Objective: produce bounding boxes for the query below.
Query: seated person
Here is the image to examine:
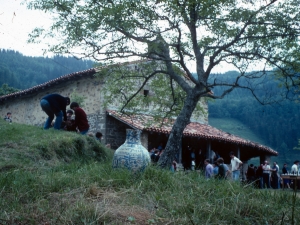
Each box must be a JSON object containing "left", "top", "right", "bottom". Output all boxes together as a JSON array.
[
  {"left": 95, "top": 132, "right": 103, "bottom": 142},
  {"left": 171, "top": 159, "right": 177, "bottom": 172},
  {"left": 4, "top": 112, "right": 12, "bottom": 123},
  {"left": 151, "top": 150, "right": 160, "bottom": 163},
  {"left": 157, "top": 143, "right": 164, "bottom": 152},
  {"left": 149, "top": 148, "right": 155, "bottom": 157},
  {"left": 95, "top": 131, "right": 111, "bottom": 148},
  {"left": 70, "top": 102, "right": 90, "bottom": 135},
  {"left": 64, "top": 109, "right": 77, "bottom": 132}
]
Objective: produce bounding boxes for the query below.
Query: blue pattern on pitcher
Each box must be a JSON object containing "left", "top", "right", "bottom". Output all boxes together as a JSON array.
[{"left": 112, "top": 129, "right": 150, "bottom": 172}]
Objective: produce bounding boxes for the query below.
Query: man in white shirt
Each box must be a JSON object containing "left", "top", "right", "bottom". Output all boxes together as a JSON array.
[
  {"left": 262, "top": 160, "right": 271, "bottom": 188},
  {"left": 291, "top": 160, "right": 299, "bottom": 174},
  {"left": 230, "top": 151, "right": 243, "bottom": 181}
]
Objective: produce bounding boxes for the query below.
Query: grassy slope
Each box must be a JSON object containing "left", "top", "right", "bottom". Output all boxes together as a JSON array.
[
  {"left": 1, "top": 120, "right": 300, "bottom": 224},
  {"left": 0, "top": 121, "right": 111, "bottom": 169}
]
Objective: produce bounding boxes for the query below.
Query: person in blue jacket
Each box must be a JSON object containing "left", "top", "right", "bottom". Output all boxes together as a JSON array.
[{"left": 40, "top": 93, "right": 70, "bottom": 130}]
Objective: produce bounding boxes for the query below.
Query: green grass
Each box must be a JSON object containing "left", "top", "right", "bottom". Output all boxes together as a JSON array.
[{"left": 0, "top": 120, "right": 300, "bottom": 224}]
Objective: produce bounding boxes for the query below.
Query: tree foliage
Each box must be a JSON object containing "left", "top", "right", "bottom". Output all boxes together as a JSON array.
[
  {"left": 101, "top": 61, "right": 207, "bottom": 122},
  {"left": 0, "top": 84, "right": 19, "bottom": 96},
  {"left": 26, "top": 0, "right": 300, "bottom": 168}
]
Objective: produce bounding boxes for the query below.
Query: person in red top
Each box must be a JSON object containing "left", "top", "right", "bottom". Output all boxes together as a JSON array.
[{"left": 70, "top": 102, "right": 89, "bottom": 135}]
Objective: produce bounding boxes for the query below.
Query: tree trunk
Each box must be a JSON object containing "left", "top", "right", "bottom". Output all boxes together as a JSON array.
[{"left": 158, "top": 89, "right": 201, "bottom": 168}]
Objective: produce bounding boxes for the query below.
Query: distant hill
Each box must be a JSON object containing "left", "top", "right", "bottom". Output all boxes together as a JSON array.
[
  {"left": 208, "top": 71, "right": 300, "bottom": 166},
  {"left": 0, "top": 49, "right": 96, "bottom": 90},
  {"left": 209, "top": 117, "right": 266, "bottom": 145},
  {"left": 209, "top": 117, "right": 267, "bottom": 165},
  {"left": 208, "top": 117, "right": 300, "bottom": 167}
]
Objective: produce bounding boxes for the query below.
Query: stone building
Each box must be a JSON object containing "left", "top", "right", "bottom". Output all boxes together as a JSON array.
[{"left": 0, "top": 61, "right": 278, "bottom": 173}]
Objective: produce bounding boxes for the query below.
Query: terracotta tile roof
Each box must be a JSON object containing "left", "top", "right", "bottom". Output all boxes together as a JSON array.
[
  {"left": 0, "top": 68, "right": 97, "bottom": 102},
  {"left": 107, "top": 110, "right": 278, "bottom": 156}
]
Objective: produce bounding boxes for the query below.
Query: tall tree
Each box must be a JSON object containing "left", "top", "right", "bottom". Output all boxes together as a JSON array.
[{"left": 26, "top": 0, "right": 300, "bottom": 168}]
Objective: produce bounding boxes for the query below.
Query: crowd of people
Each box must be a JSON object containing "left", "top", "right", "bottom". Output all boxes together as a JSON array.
[
  {"left": 245, "top": 160, "right": 300, "bottom": 189},
  {"left": 203, "top": 151, "right": 242, "bottom": 180},
  {"left": 148, "top": 144, "right": 245, "bottom": 181},
  {"left": 204, "top": 156, "right": 300, "bottom": 189},
  {"left": 148, "top": 143, "right": 299, "bottom": 190}
]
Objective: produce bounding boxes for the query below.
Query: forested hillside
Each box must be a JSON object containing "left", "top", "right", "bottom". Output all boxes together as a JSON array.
[
  {"left": 208, "top": 71, "right": 300, "bottom": 163},
  {"left": 0, "top": 49, "right": 95, "bottom": 90}
]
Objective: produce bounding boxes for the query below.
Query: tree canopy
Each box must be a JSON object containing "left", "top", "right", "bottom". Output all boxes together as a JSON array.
[
  {"left": 0, "top": 84, "right": 19, "bottom": 96},
  {"left": 26, "top": 0, "right": 300, "bottom": 167}
]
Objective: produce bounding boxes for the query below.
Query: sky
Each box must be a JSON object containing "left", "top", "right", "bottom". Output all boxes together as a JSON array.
[
  {"left": 0, "top": 0, "right": 52, "bottom": 57},
  {"left": 0, "top": 0, "right": 235, "bottom": 73}
]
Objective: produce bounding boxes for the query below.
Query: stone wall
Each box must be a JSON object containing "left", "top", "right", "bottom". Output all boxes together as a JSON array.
[
  {"left": 105, "top": 115, "right": 129, "bottom": 149},
  {"left": 105, "top": 116, "right": 149, "bottom": 150},
  {"left": 105, "top": 115, "right": 148, "bottom": 149}
]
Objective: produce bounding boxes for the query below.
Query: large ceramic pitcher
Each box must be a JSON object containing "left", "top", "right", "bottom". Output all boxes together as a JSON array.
[{"left": 112, "top": 129, "right": 150, "bottom": 172}]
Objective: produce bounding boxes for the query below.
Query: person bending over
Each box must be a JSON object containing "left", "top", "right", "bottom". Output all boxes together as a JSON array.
[{"left": 40, "top": 94, "right": 70, "bottom": 130}]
